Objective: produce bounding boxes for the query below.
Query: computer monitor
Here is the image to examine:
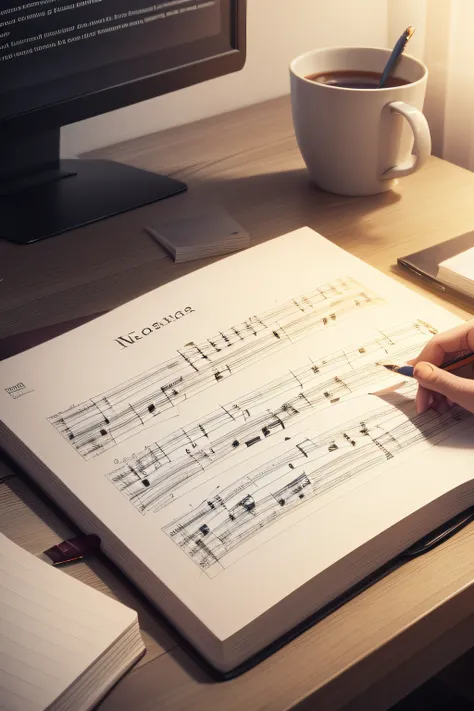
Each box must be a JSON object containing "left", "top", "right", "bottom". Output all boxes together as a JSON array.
[{"left": 0, "top": 0, "right": 246, "bottom": 244}]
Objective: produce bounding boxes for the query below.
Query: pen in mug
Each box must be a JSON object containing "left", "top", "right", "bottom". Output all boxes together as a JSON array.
[{"left": 378, "top": 26, "right": 415, "bottom": 88}]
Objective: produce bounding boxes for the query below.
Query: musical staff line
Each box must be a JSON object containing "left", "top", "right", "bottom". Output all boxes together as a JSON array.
[
  {"left": 48, "top": 277, "right": 380, "bottom": 459},
  {"left": 106, "top": 319, "right": 437, "bottom": 514},
  {"left": 162, "top": 386, "right": 473, "bottom": 576}
]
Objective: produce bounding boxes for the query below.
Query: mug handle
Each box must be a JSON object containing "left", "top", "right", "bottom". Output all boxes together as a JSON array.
[{"left": 381, "top": 101, "right": 431, "bottom": 180}]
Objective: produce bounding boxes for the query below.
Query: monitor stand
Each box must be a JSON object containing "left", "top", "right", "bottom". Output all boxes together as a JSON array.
[{"left": 0, "top": 128, "right": 187, "bottom": 245}]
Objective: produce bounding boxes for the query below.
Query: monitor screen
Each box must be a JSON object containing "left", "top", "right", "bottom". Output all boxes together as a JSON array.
[
  {"left": 0, "top": 0, "right": 245, "bottom": 244},
  {"left": 1, "top": 0, "right": 235, "bottom": 123}
]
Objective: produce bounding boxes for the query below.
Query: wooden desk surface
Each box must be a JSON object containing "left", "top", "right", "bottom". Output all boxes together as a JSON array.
[{"left": 1, "top": 96, "right": 474, "bottom": 711}]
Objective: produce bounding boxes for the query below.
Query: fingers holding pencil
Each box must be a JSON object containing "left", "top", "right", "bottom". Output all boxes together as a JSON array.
[
  {"left": 412, "top": 320, "right": 474, "bottom": 368},
  {"left": 411, "top": 320, "right": 474, "bottom": 415},
  {"left": 412, "top": 361, "right": 473, "bottom": 413}
]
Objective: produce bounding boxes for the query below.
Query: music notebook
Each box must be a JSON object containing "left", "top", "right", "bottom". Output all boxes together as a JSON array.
[
  {"left": 0, "top": 532, "right": 144, "bottom": 711},
  {"left": 1, "top": 227, "right": 474, "bottom": 675}
]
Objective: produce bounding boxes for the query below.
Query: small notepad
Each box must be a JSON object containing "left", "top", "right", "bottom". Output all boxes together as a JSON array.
[
  {"left": 438, "top": 247, "right": 474, "bottom": 299},
  {"left": 145, "top": 207, "right": 250, "bottom": 263},
  {"left": 0, "top": 533, "right": 144, "bottom": 711}
]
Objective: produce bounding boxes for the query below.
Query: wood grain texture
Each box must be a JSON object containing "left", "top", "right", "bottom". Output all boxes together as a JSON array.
[{"left": 1, "top": 95, "right": 474, "bottom": 710}]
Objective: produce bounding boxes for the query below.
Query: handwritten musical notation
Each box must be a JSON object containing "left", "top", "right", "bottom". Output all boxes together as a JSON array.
[
  {"left": 48, "top": 277, "right": 379, "bottom": 459},
  {"left": 162, "top": 387, "right": 473, "bottom": 576},
  {"left": 106, "top": 319, "right": 437, "bottom": 515}
]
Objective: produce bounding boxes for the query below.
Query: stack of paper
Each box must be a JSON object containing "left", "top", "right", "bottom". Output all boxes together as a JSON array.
[
  {"left": 146, "top": 207, "right": 250, "bottom": 262},
  {"left": 0, "top": 533, "right": 145, "bottom": 711},
  {"left": 438, "top": 247, "right": 474, "bottom": 298}
]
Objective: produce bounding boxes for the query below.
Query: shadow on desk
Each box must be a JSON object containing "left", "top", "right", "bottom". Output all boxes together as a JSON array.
[
  {"left": 390, "top": 676, "right": 474, "bottom": 710},
  {"left": 0, "top": 313, "right": 105, "bottom": 360},
  {"left": 185, "top": 166, "right": 402, "bottom": 246}
]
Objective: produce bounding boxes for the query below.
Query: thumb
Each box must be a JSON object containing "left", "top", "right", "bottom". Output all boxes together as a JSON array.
[{"left": 413, "top": 362, "right": 474, "bottom": 413}]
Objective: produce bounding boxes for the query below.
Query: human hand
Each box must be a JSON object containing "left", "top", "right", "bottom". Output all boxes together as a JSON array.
[{"left": 411, "top": 319, "right": 474, "bottom": 415}]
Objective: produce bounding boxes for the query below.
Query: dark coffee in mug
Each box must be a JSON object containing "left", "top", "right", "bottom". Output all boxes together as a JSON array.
[
  {"left": 290, "top": 47, "right": 430, "bottom": 194},
  {"left": 305, "top": 70, "right": 410, "bottom": 89}
]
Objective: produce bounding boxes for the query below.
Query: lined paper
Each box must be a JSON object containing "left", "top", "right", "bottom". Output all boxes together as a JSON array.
[{"left": 0, "top": 534, "right": 137, "bottom": 711}]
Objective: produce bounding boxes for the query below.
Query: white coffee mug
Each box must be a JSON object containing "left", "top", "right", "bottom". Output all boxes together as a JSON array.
[{"left": 290, "top": 47, "right": 431, "bottom": 196}]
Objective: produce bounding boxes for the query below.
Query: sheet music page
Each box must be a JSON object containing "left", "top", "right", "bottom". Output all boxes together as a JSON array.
[
  {"left": 1, "top": 228, "right": 473, "bottom": 641},
  {"left": 0, "top": 533, "right": 136, "bottom": 711}
]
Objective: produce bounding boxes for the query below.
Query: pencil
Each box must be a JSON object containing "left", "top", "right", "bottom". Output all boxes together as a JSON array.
[{"left": 383, "top": 351, "right": 474, "bottom": 378}]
